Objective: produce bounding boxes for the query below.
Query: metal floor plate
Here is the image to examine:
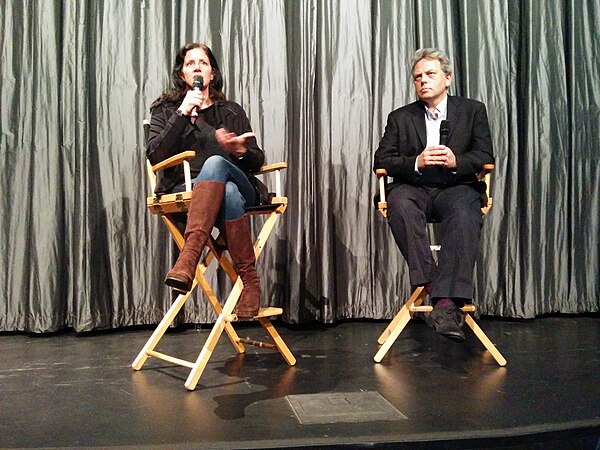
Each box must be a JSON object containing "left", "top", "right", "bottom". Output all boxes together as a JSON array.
[{"left": 286, "top": 391, "right": 407, "bottom": 424}]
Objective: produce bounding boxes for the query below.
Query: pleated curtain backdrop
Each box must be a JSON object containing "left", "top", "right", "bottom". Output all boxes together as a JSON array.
[{"left": 0, "top": 0, "right": 598, "bottom": 332}]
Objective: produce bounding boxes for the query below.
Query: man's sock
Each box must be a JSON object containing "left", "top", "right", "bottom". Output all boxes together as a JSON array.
[{"left": 433, "top": 297, "right": 453, "bottom": 308}]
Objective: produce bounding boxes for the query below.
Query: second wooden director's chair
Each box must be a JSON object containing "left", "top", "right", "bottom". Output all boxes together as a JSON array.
[
  {"left": 133, "top": 120, "right": 296, "bottom": 390},
  {"left": 373, "top": 165, "right": 506, "bottom": 366}
]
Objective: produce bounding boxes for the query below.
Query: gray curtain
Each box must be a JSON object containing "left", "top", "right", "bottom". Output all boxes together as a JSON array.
[{"left": 1, "top": 0, "right": 598, "bottom": 332}]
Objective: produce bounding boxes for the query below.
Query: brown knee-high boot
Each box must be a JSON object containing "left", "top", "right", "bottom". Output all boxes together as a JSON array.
[
  {"left": 224, "top": 216, "right": 261, "bottom": 318},
  {"left": 165, "top": 181, "right": 225, "bottom": 293}
]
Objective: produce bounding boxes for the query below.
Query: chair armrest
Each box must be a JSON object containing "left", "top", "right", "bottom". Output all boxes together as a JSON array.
[
  {"left": 257, "top": 162, "right": 288, "bottom": 174},
  {"left": 256, "top": 162, "right": 287, "bottom": 199},
  {"left": 476, "top": 163, "right": 494, "bottom": 182},
  {"left": 375, "top": 169, "right": 388, "bottom": 217},
  {"left": 477, "top": 164, "right": 494, "bottom": 214},
  {"left": 148, "top": 151, "right": 197, "bottom": 193},
  {"left": 151, "top": 151, "right": 197, "bottom": 173}
]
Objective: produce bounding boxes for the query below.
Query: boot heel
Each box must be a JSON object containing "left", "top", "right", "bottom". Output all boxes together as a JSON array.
[{"left": 165, "top": 275, "right": 192, "bottom": 294}]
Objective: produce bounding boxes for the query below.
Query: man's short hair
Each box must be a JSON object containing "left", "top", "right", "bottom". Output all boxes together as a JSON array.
[{"left": 411, "top": 48, "right": 453, "bottom": 75}]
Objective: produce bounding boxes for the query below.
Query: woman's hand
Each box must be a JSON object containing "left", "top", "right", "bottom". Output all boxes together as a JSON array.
[
  {"left": 177, "top": 89, "right": 208, "bottom": 116},
  {"left": 215, "top": 128, "right": 256, "bottom": 158}
]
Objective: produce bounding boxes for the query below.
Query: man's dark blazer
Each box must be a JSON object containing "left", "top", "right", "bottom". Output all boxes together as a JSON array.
[{"left": 373, "top": 95, "right": 494, "bottom": 191}]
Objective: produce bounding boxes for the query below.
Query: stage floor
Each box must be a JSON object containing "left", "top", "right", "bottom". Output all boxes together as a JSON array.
[{"left": 1, "top": 316, "right": 599, "bottom": 449}]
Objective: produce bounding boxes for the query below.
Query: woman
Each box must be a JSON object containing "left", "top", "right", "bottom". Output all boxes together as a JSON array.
[{"left": 146, "top": 43, "right": 264, "bottom": 318}]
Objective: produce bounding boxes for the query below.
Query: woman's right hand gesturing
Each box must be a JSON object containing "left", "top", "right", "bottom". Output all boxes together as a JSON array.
[{"left": 215, "top": 128, "right": 256, "bottom": 158}]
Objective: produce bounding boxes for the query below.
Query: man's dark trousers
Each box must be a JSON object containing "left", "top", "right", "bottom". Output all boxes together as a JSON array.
[{"left": 386, "top": 182, "right": 484, "bottom": 301}]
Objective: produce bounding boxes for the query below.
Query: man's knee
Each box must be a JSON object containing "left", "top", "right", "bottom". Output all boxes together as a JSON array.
[
  {"left": 445, "top": 205, "right": 483, "bottom": 227},
  {"left": 387, "top": 190, "right": 424, "bottom": 222}
]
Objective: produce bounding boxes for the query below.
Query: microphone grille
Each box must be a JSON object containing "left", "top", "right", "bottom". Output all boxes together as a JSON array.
[{"left": 192, "top": 76, "right": 203, "bottom": 90}]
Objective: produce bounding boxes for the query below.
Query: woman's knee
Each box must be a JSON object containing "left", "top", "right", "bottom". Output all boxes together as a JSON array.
[{"left": 198, "top": 155, "right": 229, "bottom": 181}]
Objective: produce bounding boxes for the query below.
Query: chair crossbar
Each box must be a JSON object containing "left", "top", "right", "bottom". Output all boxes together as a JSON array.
[
  {"left": 238, "top": 338, "right": 278, "bottom": 349},
  {"left": 147, "top": 194, "right": 286, "bottom": 216},
  {"left": 146, "top": 350, "right": 196, "bottom": 369}
]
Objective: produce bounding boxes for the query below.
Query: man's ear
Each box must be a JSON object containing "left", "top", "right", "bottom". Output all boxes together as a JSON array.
[{"left": 445, "top": 73, "right": 452, "bottom": 89}]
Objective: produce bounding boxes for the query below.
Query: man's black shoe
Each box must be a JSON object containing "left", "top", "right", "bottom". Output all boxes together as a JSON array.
[{"left": 426, "top": 303, "right": 465, "bottom": 342}]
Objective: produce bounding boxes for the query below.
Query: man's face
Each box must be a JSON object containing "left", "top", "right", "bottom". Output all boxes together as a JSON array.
[
  {"left": 412, "top": 58, "right": 452, "bottom": 106},
  {"left": 179, "top": 47, "right": 214, "bottom": 91}
]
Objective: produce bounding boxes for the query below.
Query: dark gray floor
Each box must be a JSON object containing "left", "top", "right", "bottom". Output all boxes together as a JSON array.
[{"left": 1, "top": 316, "right": 599, "bottom": 449}]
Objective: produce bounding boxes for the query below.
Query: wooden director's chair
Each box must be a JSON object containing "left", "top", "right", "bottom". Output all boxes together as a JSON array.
[
  {"left": 373, "top": 165, "right": 506, "bottom": 366},
  {"left": 132, "top": 120, "right": 296, "bottom": 390}
]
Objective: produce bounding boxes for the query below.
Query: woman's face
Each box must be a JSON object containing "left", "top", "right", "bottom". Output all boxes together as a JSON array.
[{"left": 179, "top": 47, "right": 214, "bottom": 91}]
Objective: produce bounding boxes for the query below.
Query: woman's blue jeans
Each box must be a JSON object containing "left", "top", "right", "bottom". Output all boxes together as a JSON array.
[{"left": 175, "top": 155, "right": 255, "bottom": 221}]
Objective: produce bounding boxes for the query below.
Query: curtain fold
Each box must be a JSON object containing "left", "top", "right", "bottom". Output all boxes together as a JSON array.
[{"left": 0, "top": 0, "right": 598, "bottom": 332}]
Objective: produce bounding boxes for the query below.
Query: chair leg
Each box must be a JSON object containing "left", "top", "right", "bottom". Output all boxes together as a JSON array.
[
  {"left": 374, "top": 287, "right": 428, "bottom": 363},
  {"left": 185, "top": 278, "right": 244, "bottom": 390},
  {"left": 464, "top": 314, "right": 507, "bottom": 366},
  {"left": 132, "top": 289, "right": 192, "bottom": 370},
  {"left": 252, "top": 210, "right": 279, "bottom": 259},
  {"left": 193, "top": 262, "right": 245, "bottom": 354},
  {"left": 377, "top": 286, "right": 427, "bottom": 345},
  {"left": 374, "top": 307, "right": 412, "bottom": 362},
  {"left": 258, "top": 318, "right": 297, "bottom": 366}
]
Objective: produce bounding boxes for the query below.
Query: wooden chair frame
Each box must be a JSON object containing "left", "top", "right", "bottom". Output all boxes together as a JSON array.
[
  {"left": 374, "top": 165, "right": 506, "bottom": 366},
  {"left": 133, "top": 121, "right": 296, "bottom": 390}
]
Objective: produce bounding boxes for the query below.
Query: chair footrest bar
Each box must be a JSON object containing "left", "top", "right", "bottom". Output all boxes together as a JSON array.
[
  {"left": 237, "top": 338, "right": 277, "bottom": 349},
  {"left": 410, "top": 306, "right": 433, "bottom": 312},
  {"left": 410, "top": 305, "right": 476, "bottom": 313},
  {"left": 270, "top": 197, "right": 288, "bottom": 205},
  {"left": 256, "top": 307, "right": 283, "bottom": 318},
  {"left": 146, "top": 350, "right": 195, "bottom": 369},
  {"left": 225, "top": 307, "right": 283, "bottom": 323}
]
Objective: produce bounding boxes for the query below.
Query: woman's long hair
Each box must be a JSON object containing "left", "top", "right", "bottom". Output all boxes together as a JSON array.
[{"left": 150, "top": 43, "right": 226, "bottom": 112}]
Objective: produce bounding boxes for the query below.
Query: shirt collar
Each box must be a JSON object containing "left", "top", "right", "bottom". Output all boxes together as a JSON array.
[{"left": 423, "top": 95, "right": 448, "bottom": 120}]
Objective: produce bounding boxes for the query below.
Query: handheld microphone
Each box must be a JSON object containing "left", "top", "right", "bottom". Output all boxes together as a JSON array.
[
  {"left": 439, "top": 120, "right": 450, "bottom": 146},
  {"left": 190, "top": 75, "right": 203, "bottom": 124}
]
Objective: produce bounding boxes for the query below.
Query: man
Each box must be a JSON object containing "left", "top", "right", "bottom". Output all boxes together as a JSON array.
[{"left": 373, "top": 48, "right": 494, "bottom": 342}]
